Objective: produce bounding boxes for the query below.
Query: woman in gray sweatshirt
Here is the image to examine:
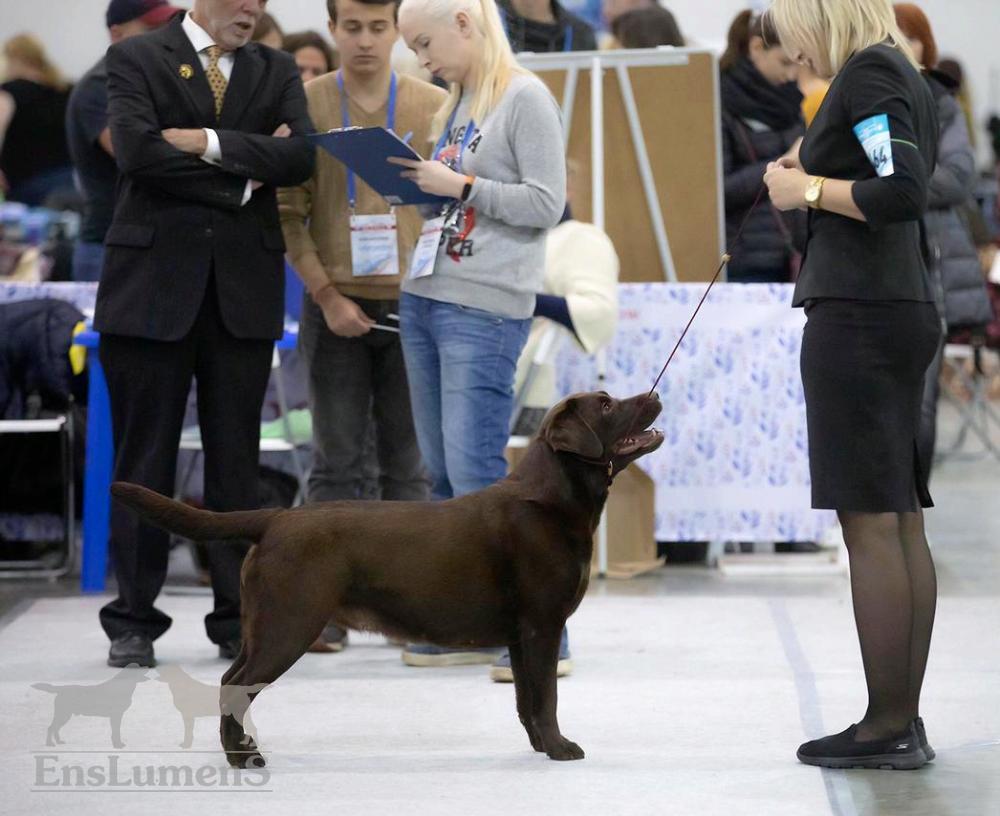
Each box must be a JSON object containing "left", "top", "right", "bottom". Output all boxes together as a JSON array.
[{"left": 392, "top": 0, "right": 566, "bottom": 666}]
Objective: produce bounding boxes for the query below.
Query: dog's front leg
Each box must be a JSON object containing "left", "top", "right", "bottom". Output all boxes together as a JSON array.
[
  {"left": 508, "top": 642, "right": 543, "bottom": 752},
  {"left": 520, "top": 629, "right": 584, "bottom": 761}
]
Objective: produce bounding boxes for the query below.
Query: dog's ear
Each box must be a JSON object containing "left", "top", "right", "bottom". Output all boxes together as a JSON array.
[{"left": 542, "top": 398, "right": 605, "bottom": 460}]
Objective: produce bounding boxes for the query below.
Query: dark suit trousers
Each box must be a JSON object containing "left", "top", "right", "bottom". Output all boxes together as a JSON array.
[{"left": 98, "top": 277, "right": 273, "bottom": 645}]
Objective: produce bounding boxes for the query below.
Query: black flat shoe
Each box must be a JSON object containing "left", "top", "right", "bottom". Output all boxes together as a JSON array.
[
  {"left": 218, "top": 639, "right": 241, "bottom": 660},
  {"left": 797, "top": 722, "right": 927, "bottom": 770},
  {"left": 914, "top": 717, "right": 935, "bottom": 762},
  {"left": 108, "top": 632, "right": 155, "bottom": 668}
]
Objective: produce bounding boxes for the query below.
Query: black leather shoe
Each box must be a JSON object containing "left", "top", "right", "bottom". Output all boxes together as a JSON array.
[
  {"left": 108, "top": 632, "right": 155, "bottom": 668},
  {"left": 797, "top": 722, "right": 927, "bottom": 770},
  {"left": 914, "top": 717, "right": 935, "bottom": 761},
  {"left": 218, "top": 639, "right": 241, "bottom": 660}
]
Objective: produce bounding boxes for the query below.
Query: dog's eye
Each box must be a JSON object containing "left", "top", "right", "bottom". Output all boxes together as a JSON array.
[{"left": 602, "top": 401, "right": 612, "bottom": 412}]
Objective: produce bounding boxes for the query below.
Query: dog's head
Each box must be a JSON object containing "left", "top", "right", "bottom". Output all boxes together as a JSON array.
[{"left": 540, "top": 390, "right": 663, "bottom": 475}]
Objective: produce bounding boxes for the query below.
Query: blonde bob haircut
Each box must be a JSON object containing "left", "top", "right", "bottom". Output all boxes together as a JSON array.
[
  {"left": 766, "top": 0, "right": 919, "bottom": 78},
  {"left": 399, "top": 0, "right": 528, "bottom": 140}
]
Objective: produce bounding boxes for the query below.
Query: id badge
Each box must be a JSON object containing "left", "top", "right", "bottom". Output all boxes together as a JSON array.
[
  {"left": 350, "top": 213, "right": 399, "bottom": 277},
  {"left": 409, "top": 216, "right": 444, "bottom": 280}
]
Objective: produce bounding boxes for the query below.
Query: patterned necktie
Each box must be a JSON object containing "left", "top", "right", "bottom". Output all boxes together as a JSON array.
[{"left": 205, "top": 45, "right": 227, "bottom": 118}]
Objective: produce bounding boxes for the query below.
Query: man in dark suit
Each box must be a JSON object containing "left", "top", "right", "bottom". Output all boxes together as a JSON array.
[{"left": 95, "top": 0, "right": 315, "bottom": 668}]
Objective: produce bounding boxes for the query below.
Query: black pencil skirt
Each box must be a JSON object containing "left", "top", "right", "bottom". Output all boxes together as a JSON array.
[{"left": 800, "top": 298, "right": 941, "bottom": 512}]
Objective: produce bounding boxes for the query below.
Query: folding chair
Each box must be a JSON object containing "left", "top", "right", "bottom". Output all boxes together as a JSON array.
[{"left": 938, "top": 337, "right": 1000, "bottom": 463}]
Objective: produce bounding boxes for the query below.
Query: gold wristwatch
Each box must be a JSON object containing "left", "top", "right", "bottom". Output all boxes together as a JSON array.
[{"left": 805, "top": 176, "right": 827, "bottom": 210}]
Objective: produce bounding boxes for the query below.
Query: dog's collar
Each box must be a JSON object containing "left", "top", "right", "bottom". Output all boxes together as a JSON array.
[{"left": 574, "top": 455, "right": 614, "bottom": 485}]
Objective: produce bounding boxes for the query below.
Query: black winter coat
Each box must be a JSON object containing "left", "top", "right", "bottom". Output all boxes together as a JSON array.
[{"left": 721, "top": 58, "right": 806, "bottom": 283}]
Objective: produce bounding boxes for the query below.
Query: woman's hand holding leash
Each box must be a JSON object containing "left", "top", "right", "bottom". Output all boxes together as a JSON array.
[{"left": 763, "top": 162, "right": 810, "bottom": 211}]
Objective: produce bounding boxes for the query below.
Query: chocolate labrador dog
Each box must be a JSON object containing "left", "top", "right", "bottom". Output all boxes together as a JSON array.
[{"left": 111, "top": 390, "right": 663, "bottom": 767}]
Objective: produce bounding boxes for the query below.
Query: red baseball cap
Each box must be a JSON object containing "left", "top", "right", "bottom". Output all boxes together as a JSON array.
[{"left": 106, "top": 0, "right": 184, "bottom": 28}]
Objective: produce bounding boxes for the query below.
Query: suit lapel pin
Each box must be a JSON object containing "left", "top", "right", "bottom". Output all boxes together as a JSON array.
[{"left": 179, "top": 63, "right": 194, "bottom": 80}]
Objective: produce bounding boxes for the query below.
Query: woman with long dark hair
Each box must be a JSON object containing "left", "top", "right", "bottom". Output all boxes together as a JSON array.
[{"left": 720, "top": 10, "right": 805, "bottom": 283}]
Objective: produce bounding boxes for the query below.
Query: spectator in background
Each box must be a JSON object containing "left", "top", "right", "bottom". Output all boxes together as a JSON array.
[
  {"left": 720, "top": 9, "right": 804, "bottom": 283},
  {"left": 601, "top": 0, "right": 651, "bottom": 29},
  {"left": 252, "top": 10, "right": 285, "bottom": 48},
  {"left": 283, "top": 30, "right": 338, "bottom": 81},
  {"left": 894, "top": 3, "right": 994, "bottom": 481},
  {"left": 0, "top": 34, "right": 74, "bottom": 206},
  {"left": 278, "top": 0, "right": 443, "bottom": 652},
  {"left": 937, "top": 58, "right": 976, "bottom": 149},
  {"left": 611, "top": 5, "right": 684, "bottom": 48},
  {"left": 495, "top": 0, "right": 596, "bottom": 53},
  {"left": 66, "top": 0, "right": 183, "bottom": 283}
]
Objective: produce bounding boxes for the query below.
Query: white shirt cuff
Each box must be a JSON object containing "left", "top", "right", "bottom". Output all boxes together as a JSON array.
[
  {"left": 201, "top": 128, "right": 222, "bottom": 165},
  {"left": 241, "top": 180, "right": 253, "bottom": 206}
]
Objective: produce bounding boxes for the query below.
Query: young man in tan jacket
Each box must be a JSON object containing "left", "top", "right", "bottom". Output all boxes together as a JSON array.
[{"left": 278, "top": 0, "right": 445, "bottom": 651}]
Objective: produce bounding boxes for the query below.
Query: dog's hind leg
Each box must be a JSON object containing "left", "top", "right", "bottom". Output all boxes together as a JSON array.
[
  {"left": 219, "top": 610, "right": 324, "bottom": 769},
  {"left": 508, "top": 642, "right": 543, "bottom": 753},
  {"left": 221, "top": 642, "right": 248, "bottom": 686},
  {"left": 519, "top": 628, "right": 584, "bottom": 761}
]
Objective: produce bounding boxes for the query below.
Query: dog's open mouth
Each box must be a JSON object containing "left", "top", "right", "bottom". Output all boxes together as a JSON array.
[{"left": 613, "top": 428, "right": 664, "bottom": 456}]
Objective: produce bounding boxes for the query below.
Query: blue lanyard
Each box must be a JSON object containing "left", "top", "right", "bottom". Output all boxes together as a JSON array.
[
  {"left": 337, "top": 70, "right": 397, "bottom": 210},
  {"left": 433, "top": 104, "right": 476, "bottom": 174},
  {"left": 498, "top": 7, "right": 573, "bottom": 52}
]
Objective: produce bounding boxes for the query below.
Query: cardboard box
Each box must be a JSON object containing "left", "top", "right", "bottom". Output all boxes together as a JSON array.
[
  {"left": 506, "top": 444, "right": 663, "bottom": 579},
  {"left": 592, "top": 463, "right": 664, "bottom": 578}
]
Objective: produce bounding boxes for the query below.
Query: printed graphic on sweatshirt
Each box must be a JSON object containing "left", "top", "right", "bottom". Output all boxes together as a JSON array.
[
  {"left": 437, "top": 123, "right": 483, "bottom": 262},
  {"left": 853, "top": 114, "right": 895, "bottom": 177},
  {"left": 442, "top": 206, "right": 476, "bottom": 262},
  {"left": 437, "top": 123, "right": 482, "bottom": 170}
]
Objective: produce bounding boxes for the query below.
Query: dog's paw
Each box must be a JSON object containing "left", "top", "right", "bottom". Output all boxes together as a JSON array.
[
  {"left": 544, "top": 737, "right": 585, "bottom": 761},
  {"left": 226, "top": 750, "right": 266, "bottom": 770}
]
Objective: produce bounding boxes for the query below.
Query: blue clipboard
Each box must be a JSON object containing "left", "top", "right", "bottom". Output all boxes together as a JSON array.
[{"left": 306, "top": 127, "right": 449, "bottom": 206}]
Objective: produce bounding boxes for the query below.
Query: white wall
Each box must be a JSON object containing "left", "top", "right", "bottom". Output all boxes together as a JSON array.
[{"left": 3, "top": 0, "right": 998, "bottom": 162}]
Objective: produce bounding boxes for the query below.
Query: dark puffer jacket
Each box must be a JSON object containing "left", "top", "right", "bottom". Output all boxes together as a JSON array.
[
  {"left": 0, "top": 298, "right": 83, "bottom": 419},
  {"left": 924, "top": 73, "right": 994, "bottom": 330},
  {"left": 721, "top": 57, "right": 806, "bottom": 283}
]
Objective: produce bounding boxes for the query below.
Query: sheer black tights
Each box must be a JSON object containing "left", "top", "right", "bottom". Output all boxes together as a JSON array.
[{"left": 837, "top": 508, "right": 937, "bottom": 741}]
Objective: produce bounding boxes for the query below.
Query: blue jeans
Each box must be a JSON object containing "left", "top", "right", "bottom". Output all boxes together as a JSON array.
[
  {"left": 399, "top": 293, "right": 531, "bottom": 499},
  {"left": 72, "top": 241, "right": 105, "bottom": 282}
]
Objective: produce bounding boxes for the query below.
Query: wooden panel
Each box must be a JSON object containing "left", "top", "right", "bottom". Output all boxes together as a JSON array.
[{"left": 534, "top": 53, "right": 722, "bottom": 283}]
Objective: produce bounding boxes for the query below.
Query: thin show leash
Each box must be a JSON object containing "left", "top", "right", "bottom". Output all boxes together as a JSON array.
[{"left": 615, "top": 183, "right": 772, "bottom": 452}]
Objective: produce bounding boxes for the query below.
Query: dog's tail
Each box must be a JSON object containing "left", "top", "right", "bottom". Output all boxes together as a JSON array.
[
  {"left": 111, "top": 482, "right": 280, "bottom": 543},
  {"left": 31, "top": 683, "right": 58, "bottom": 693}
]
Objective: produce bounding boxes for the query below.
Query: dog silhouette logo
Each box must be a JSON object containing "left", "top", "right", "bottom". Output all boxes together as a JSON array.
[
  {"left": 155, "top": 665, "right": 267, "bottom": 749},
  {"left": 32, "top": 666, "right": 150, "bottom": 748}
]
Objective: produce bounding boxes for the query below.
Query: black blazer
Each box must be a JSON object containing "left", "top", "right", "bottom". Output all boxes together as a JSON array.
[
  {"left": 794, "top": 45, "right": 939, "bottom": 306},
  {"left": 94, "top": 15, "right": 315, "bottom": 341}
]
